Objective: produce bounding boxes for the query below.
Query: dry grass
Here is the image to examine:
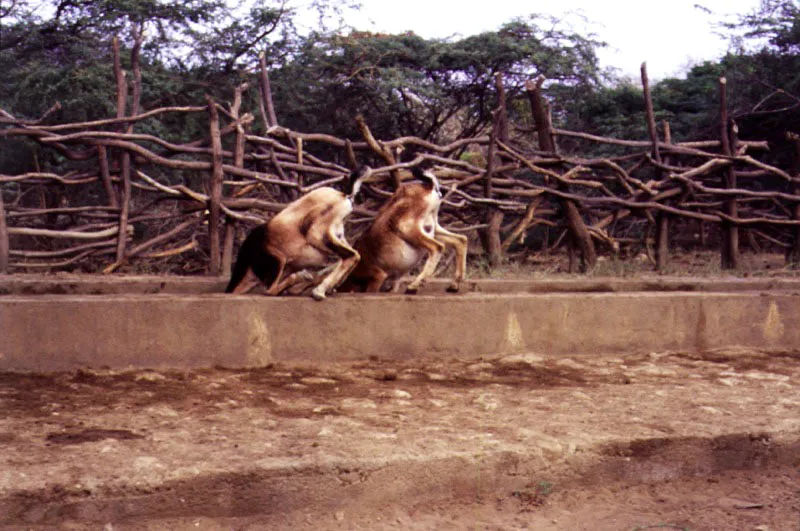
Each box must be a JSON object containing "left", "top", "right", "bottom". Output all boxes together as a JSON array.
[{"left": 465, "top": 251, "right": 800, "bottom": 280}]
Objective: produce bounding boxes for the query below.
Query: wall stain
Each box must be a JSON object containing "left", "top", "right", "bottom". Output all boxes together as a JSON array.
[
  {"left": 763, "top": 301, "right": 784, "bottom": 343},
  {"left": 246, "top": 312, "right": 272, "bottom": 366},
  {"left": 502, "top": 311, "right": 526, "bottom": 353}
]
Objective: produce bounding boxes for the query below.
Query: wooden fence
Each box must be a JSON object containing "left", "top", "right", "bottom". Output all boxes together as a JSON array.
[{"left": 1, "top": 58, "right": 799, "bottom": 277}]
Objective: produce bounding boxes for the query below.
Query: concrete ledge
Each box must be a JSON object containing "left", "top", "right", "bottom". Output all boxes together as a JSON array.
[
  {"left": 5, "top": 273, "right": 800, "bottom": 295},
  {"left": 2, "top": 290, "right": 800, "bottom": 371}
]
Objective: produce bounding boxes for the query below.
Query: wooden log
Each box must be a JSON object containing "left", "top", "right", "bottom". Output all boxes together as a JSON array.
[
  {"left": 552, "top": 128, "right": 769, "bottom": 151},
  {"left": 787, "top": 132, "right": 800, "bottom": 267},
  {"left": 6, "top": 205, "right": 119, "bottom": 218},
  {"left": 231, "top": 85, "right": 249, "bottom": 168},
  {"left": 224, "top": 83, "right": 250, "bottom": 278},
  {"left": 481, "top": 209, "right": 504, "bottom": 267},
  {"left": 641, "top": 63, "right": 669, "bottom": 271},
  {"left": 9, "top": 225, "right": 132, "bottom": 239},
  {"left": 31, "top": 106, "right": 207, "bottom": 132},
  {"left": 355, "top": 115, "right": 400, "bottom": 189},
  {"left": 112, "top": 36, "right": 131, "bottom": 265},
  {"left": 127, "top": 218, "right": 198, "bottom": 257},
  {"left": 484, "top": 110, "right": 497, "bottom": 199},
  {"left": 12, "top": 249, "right": 102, "bottom": 269},
  {"left": 501, "top": 198, "right": 542, "bottom": 251},
  {"left": 0, "top": 171, "right": 97, "bottom": 184},
  {"left": 640, "top": 63, "right": 661, "bottom": 163},
  {"left": 345, "top": 139, "right": 358, "bottom": 170},
  {"left": 525, "top": 76, "right": 596, "bottom": 272},
  {"left": 141, "top": 239, "right": 197, "bottom": 259},
  {"left": 112, "top": 37, "right": 127, "bottom": 126},
  {"left": 97, "top": 145, "right": 119, "bottom": 208},
  {"left": 206, "top": 95, "right": 225, "bottom": 276},
  {"left": 130, "top": 24, "right": 143, "bottom": 119},
  {"left": 0, "top": 188, "right": 7, "bottom": 273},
  {"left": 719, "top": 77, "right": 739, "bottom": 269},
  {"left": 222, "top": 222, "right": 236, "bottom": 277},
  {"left": 258, "top": 52, "right": 278, "bottom": 128},
  {"left": 9, "top": 239, "right": 119, "bottom": 258}
]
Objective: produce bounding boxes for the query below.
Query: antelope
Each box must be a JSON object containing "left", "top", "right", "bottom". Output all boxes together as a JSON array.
[
  {"left": 225, "top": 167, "right": 370, "bottom": 300},
  {"left": 341, "top": 166, "right": 468, "bottom": 294}
]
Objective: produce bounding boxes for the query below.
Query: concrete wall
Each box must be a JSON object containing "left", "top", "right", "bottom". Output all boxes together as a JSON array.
[{"left": 2, "top": 290, "right": 800, "bottom": 371}]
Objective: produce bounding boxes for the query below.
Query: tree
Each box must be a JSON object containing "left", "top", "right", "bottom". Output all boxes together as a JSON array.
[
  {"left": 731, "top": 0, "right": 800, "bottom": 53},
  {"left": 268, "top": 16, "right": 605, "bottom": 148}
]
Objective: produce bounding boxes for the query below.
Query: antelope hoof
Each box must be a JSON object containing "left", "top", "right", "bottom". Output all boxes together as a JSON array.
[
  {"left": 446, "top": 283, "right": 460, "bottom": 293},
  {"left": 310, "top": 287, "right": 327, "bottom": 301},
  {"left": 405, "top": 286, "right": 419, "bottom": 295}
]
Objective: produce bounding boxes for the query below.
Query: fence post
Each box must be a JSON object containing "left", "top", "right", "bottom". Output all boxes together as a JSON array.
[
  {"left": 112, "top": 36, "right": 131, "bottom": 266},
  {"left": 206, "top": 96, "right": 224, "bottom": 276},
  {"left": 719, "top": 77, "right": 739, "bottom": 269},
  {"left": 0, "top": 189, "right": 8, "bottom": 273},
  {"left": 641, "top": 63, "right": 669, "bottom": 271},
  {"left": 221, "top": 82, "right": 251, "bottom": 278},
  {"left": 97, "top": 145, "right": 119, "bottom": 208},
  {"left": 258, "top": 52, "right": 278, "bottom": 129},
  {"left": 525, "top": 76, "right": 596, "bottom": 272},
  {"left": 482, "top": 73, "right": 506, "bottom": 268},
  {"left": 787, "top": 132, "right": 800, "bottom": 267}
]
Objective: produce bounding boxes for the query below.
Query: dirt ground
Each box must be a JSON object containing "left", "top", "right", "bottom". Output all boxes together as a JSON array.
[{"left": 2, "top": 345, "right": 800, "bottom": 530}]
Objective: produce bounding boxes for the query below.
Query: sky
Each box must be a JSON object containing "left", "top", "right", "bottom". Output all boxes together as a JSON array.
[{"left": 338, "top": 0, "right": 763, "bottom": 80}]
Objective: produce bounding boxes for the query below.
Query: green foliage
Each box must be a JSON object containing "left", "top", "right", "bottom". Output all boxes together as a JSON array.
[
  {"left": 3, "top": 0, "right": 800, "bottom": 174},
  {"left": 729, "top": 0, "right": 800, "bottom": 53},
  {"left": 270, "top": 16, "right": 604, "bottom": 151}
]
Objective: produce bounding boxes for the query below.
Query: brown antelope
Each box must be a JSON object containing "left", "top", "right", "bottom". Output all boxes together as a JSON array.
[
  {"left": 341, "top": 167, "right": 468, "bottom": 294},
  {"left": 225, "top": 167, "right": 370, "bottom": 300}
]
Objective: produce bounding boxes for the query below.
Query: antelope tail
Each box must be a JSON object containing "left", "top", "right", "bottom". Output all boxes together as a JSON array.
[{"left": 225, "top": 225, "right": 281, "bottom": 293}]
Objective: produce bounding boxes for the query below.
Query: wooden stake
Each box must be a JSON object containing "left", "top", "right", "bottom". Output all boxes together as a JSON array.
[
  {"left": 259, "top": 52, "right": 278, "bottom": 128},
  {"left": 206, "top": 96, "right": 224, "bottom": 276},
  {"left": 525, "top": 76, "right": 596, "bottom": 272},
  {"left": 719, "top": 77, "right": 739, "bottom": 269},
  {"left": 641, "top": 63, "right": 670, "bottom": 271},
  {"left": 222, "top": 222, "right": 236, "bottom": 277},
  {"left": 787, "top": 132, "right": 800, "bottom": 267},
  {"left": 0, "top": 188, "right": 8, "bottom": 273},
  {"left": 112, "top": 36, "right": 131, "bottom": 265},
  {"left": 97, "top": 145, "right": 119, "bottom": 208}
]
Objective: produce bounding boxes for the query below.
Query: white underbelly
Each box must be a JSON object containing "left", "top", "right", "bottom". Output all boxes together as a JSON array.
[
  {"left": 290, "top": 245, "right": 329, "bottom": 269},
  {"left": 382, "top": 242, "right": 424, "bottom": 275}
]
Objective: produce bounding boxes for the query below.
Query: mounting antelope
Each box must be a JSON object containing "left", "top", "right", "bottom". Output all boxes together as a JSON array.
[
  {"left": 341, "top": 166, "right": 468, "bottom": 294},
  {"left": 225, "top": 167, "right": 370, "bottom": 300}
]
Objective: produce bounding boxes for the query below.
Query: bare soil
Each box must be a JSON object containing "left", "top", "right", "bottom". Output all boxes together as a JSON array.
[{"left": 2, "top": 347, "right": 800, "bottom": 530}]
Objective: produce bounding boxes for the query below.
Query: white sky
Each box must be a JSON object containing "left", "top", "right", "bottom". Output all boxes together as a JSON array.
[{"left": 339, "top": 0, "right": 763, "bottom": 80}]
